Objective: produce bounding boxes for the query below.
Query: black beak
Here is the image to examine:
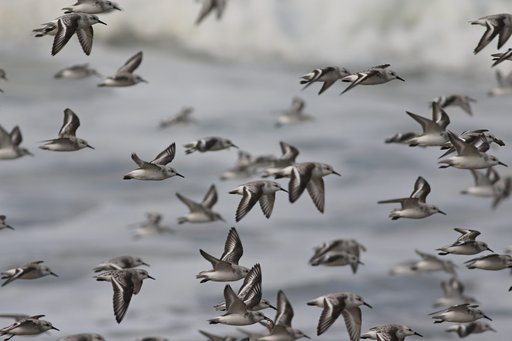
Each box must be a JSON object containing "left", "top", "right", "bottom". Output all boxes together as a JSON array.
[
  {"left": 98, "top": 20, "right": 107, "bottom": 25},
  {"left": 438, "top": 210, "right": 447, "bottom": 215},
  {"left": 114, "top": 5, "right": 122, "bottom": 11},
  {"left": 148, "top": 275, "right": 156, "bottom": 280},
  {"left": 142, "top": 262, "right": 150, "bottom": 267},
  {"left": 363, "top": 302, "right": 373, "bottom": 308},
  {"left": 280, "top": 187, "right": 288, "bottom": 193},
  {"left": 499, "top": 161, "right": 508, "bottom": 167},
  {"left": 51, "top": 326, "right": 60, "bottom": 331},
  {"left": 332, "top": 170, "right": 341, "bottom": 176},
  {"left": 487, "top": 247, "right": 494, "bottom": 252},
  {"left": 176, "top": 172, "right": 185, "bottom": 178},
  {"left": 50, "top": 272, "right": 59, "bottom": 277},
  {"left": 414, "top": 332, "right": 423, "bottom": 337},
  {"left": 397, "top": 76, "right": 406, "bottom": 81},
  {"left": 87, "top": 144, "right": 95, "bottom": 149},
  {"left": 484, "top": 315, "right": 492, "bottom": 321}
]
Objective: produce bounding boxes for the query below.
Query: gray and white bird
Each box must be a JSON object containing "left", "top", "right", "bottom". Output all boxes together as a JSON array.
[
  {"left": 284, "top": 162, "right": 340, "bottom": 213},
  {"left": 93, "top": 255, "right": 149, "bottom": 272},
  {"left": 360, "top": 324, "right": 422, "bottom": 341},
  {"left": 123, "top": 143, "right": 184, "bottom": 180},
  {"left": 221, "top": 151, "right": 257, "bottom": 181},
  {"left": 0, "top": 215, "right": 13, "bottom": 231},
  {"left": 95, "top": 269, "right": 155, "bottom": 323},
  {"left": 39, "top": 108, "right": 94, "bottom": 152},
  {"left": 195, "top": 0, "right": 227, "bottom": 25},
  {"left": 378, "top": 176, "right": 446, "bottom": 219},
  {"left": 197, "top": 227, "right": 249, "bottom": 283},
  {"left": 0, "top": 125, "right": 32, "bottom": 160},
  {"left": 229, "top": 180, "right": 287, "bottom": 222},
  {"left": 0, "top": 315, "right": 59, "bottom": 341},
  {"left": 57, "top": 333, "right": 106, "bottom": 341},
  {"left": 491, "top": 47, "right": 512, "bottom": 67},
  {"left": 465, "top": 253, "right": 512, "bottom": 270},
  {"left": 437, "top": 228, "right": 493, "bottom": 256},
  {"left": 262, "top": 141, "right": 300, "bottom": 177},
  {"left": 433, "top": 95, "right": 476, "bottom": 116},
  {"left": 213, "top": 263, "right": 275, "bottom": 312},
  {"left": 439, "top": 131, "right": 507, "bottom": 169},
  {"left": 411, "top": 250, "right": 457, "bottom": 275},
  {"left": 33, "top": 21, "right": 58, "bottom": 37},
  {"left": 440, "top": 129, "right": 505, "bottom": 159},
  {"left": 258, "top": 290, "right": 309, "bottom": 341},
  {"left": 98, "top": 51, "right": 147, "bottom": 87},
  {"left": 461, "top": 168, "right": 500, "bottom": 198},
  {"left": 309, "top": 252, "right": 363, "bottom": 274},
  {"left": 51, "top": 13, "right": 107, "bottom": 56},
  {"left": 430, "top": 304, "right": 492, "bottom": 323},
  {"left": 208, "top": 285, "right": 272, "bottom": 326},
  {"left": 340, "top": 64, "right": 404, "bottom": 95},
  {"left": 62, "top": 0, "right": 121, "bottom": 14},
  {"left": 275, "top": 98, "right": 314, "bottom": 128},
  {"left": 54, "top": 64, "right": 101, "bottom": 79},
  {"left": 309, "top": 239, "right": 366, "bottom": 274},
  {"left": 132, "top": 213, "right": 173, "bottom": 239},
  {"left": 433, "top": 276, "right": 477, "bottom": 308},
  {"left": 159, "top": 107, "right": 195, "bottom": 128},
  {"left": 403, "top": 103, "right": 450, "bottom": 147},
  {"left": 184, "top": 136, "right": 237, "bottom": 154},
  {"left": 445, "top": 321, "right": 495, "bottom": 337},
  {"left": 300, "top": 66, "right": 351, "bottom": 95},
  {"left": 1, "top": 261, "right": 58, "bottom": 287},
  {"left": 176, "top": 184, "right": 225, "bottom": 224},
  {"left": 470, "top": 13, "right": 512, "bottom": 54},
  {"left": 307, "top": 292, "right": 371, "bottom": 339}
]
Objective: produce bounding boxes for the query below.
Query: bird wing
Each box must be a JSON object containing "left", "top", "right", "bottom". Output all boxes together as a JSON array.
[
  {"left": 220, "top": 227, "right": 243, "bottom": 264},
  {"left": 111, "top": 272, "right": 134, "bottom": 323},
  {"left": 306, "top": 176, "right": 325, "bottom": 212},
  {"left": 341, "top": 307, "right": 362, "bottom": 341},
  {"left": 224, "top": 284, "right": 247, "bottom": 314},
  {"left": 406, "top": 111, "right": 441, "bottom": 134},
  {"left": 317, "top": 297, "right": 343, "bottom": 335},
  {"left": 473, "top": 20, "right": 500, "bottom": 54},
  {"left": 258, "top": 192, "right": 276, "bottom": 218},
  {"left": 235, "top": 185, "right": 263, "bottom": 222},
  {"left": 289, "top": 163, "right": 315, "bottom": 203},
  {"left": 237, "top": 263, "right": 262, "bottom": 302},
  {"left": 76, "top": 25, "right": 94, "bottom": 55},
  {"left": 150, "top": 143, "right": 176, "bottom": 165},
  {"left": 195, "top": 0, "right": 214, "bottom": 25},
  {"left": 52, "top": 15, "right": 79, "bottom": 55},
  {"left": 432, "top": 102, "right": 451, "bottom": 130},
  {"left": 176, "top": 193, "right": 204, "bottom": 214},
  {"left": 117, "top": 51, "right": 143, "bottom": 74},
  {"left": 58, "top": 108, "right": 80, "bottom": 137},
  {"left": 447, "top": 131, "right": 480, "bottom": 156},
  {"left": 201, "top": 184, "right": 218, "bottom": 209},
  {"left": 275, "top": 290, "right": 294, "bottom": 327},
  {"left": 340, "top": 70, "right": 377, "bottom": 95},
  {"left": 411, "top": 176, "right": 431, "bottom": 202}
]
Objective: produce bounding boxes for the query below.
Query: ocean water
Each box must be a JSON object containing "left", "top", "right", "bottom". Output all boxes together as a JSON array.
[{"left": 0, "top": 1, "right": 511, "bottom": 341}]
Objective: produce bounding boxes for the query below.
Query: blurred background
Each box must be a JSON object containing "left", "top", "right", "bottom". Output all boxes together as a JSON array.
[{"left": 0, "top": 1, "right": 511, "bottom": 340}]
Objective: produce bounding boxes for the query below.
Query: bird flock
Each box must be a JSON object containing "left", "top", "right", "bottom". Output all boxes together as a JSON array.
[{"left": 1, "top": 2, "right": 512, "bottom": 341}]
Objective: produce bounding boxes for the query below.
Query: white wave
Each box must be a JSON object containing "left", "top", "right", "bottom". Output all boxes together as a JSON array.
[{"left": 4, "top": 0, "right": 512, "bottom": 72}]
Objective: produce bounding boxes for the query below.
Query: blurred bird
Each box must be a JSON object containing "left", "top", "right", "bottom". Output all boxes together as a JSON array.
[{"left": 98, "top": 51, "right": 147, "bottom": 87}]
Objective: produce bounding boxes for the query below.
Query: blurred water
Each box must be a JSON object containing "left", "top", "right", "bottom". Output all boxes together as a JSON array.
[{"left": 0, "top": 1, "right": 511, "bottom": 341}]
